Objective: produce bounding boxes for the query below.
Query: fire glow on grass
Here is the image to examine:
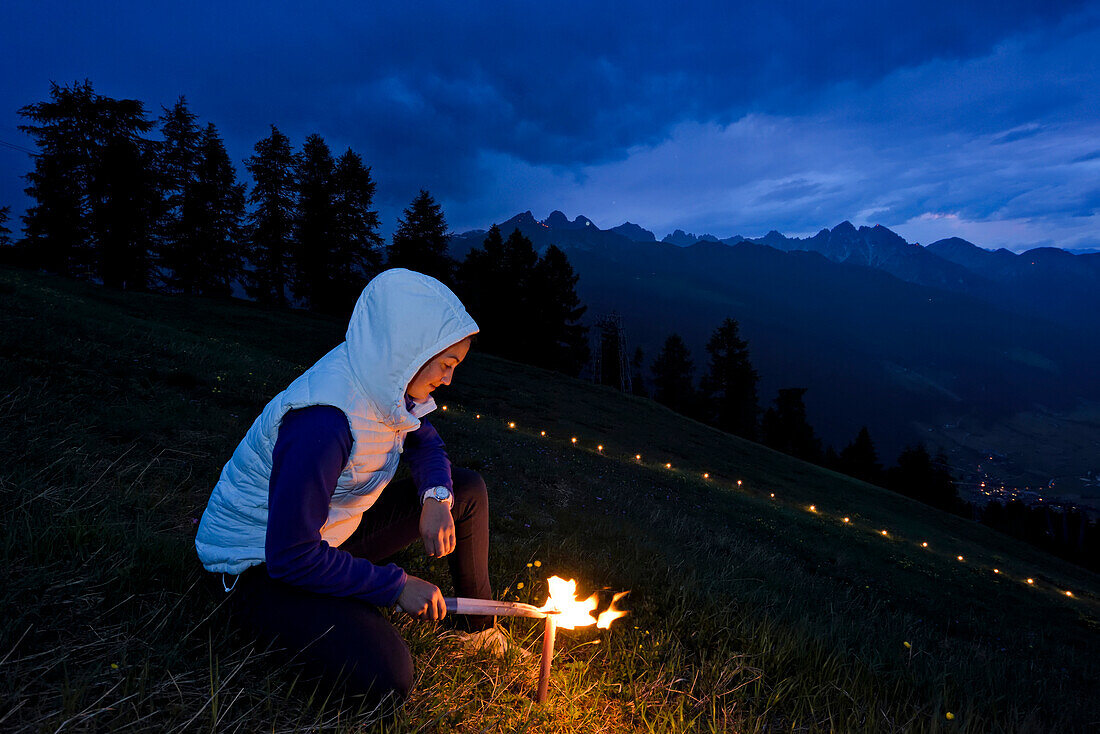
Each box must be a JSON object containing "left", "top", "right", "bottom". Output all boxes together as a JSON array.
[
  {"left": 536, "top": 576, "right": 629, "bottom": 703},
  {"left": 443, "top": 575, "right": 629, "bottom": 703}
]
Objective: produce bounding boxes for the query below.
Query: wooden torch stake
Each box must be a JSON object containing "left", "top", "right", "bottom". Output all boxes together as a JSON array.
[{"left": 536, "top": 614, "right": 557, "bottom": 704}]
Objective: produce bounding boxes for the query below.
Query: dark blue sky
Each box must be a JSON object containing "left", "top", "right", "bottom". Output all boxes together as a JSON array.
[{"left": 2, "top": 1, "right": 1099, "bottom": 251}]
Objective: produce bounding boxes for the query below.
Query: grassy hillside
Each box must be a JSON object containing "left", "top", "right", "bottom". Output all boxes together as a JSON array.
[{"left": 1, "top": 266, "right": 1097, "bottom": 733}]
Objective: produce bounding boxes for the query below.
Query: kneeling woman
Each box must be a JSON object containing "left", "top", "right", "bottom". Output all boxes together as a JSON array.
[{"left": 195, "top": 268, "right": 497, "bottom": 703}]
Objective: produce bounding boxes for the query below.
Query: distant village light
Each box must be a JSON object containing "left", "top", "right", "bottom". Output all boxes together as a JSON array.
[
  {"left": 808, "top": 505, "right": 817, "bottom": 513},
  {"left": 540, "top": 430, "right": 547, "bottom": 436},
  {"left": 597, "top": 445, "right": 603, "bottom": 452},
  {"left": 880, "top": 530, "right": 889, "bottom": 536},
  {"left": 843, "top": 517, "right": 850, "bottom": 523},
  {"left": 1027, "top": 578, "right": 1034, "bottom": 585},
  {"left": 441, "top": 405, "right": 447, "bottom": 411},
  {"left": 921, "top": 542, "right": 928, "bottom": 548},
  {"left": 508, "top": 421, "right": 516, "bottom": 429},
  {"left": 703, "top": 473, "right": 709, "bottom": 479},
  {"left": 571, "top": 437, "right": 577, "bottom": 444},
  {"left": 634, "top": 454, "right": 641, "bottom": 461},
  {"left": 957, "top": 555, "right": 964, "bottom": 561}
]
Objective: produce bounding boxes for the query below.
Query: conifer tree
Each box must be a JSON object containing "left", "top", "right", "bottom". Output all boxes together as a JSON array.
[
  {"left": 457, "top": 225, "right": 537, "bottom": 359},
  {"left": 457, "top": 228, "right": 588, "bottom": 373},
  {"left": 19, "top": 80, "right": 158, "bottom": 286},
  {"left": 839, "top": 426, "right": 883, "bottom": 485},
  {"left": 0, "top": 206, "right": 11, "bottom": 248},
  {"left": 155, "top": 97, "right": 202, "bottom": 291},
  {"left": 182, "top": 123, "right": 245, "bottom": 296},
  {"left": 244, "top": 126, "right": 296, "bottom": 305},
  {"left": 596, "top": 316, "right": 627, "bottom": 389},
  {"left": 532, "top": 244, "right": 588, "bottom": 375},
  {"left": 700, "top": 317, "right": 759, "bottom": 439},
  {"left": 886, "top": 443, "right": 962, "bottom": 512},
  {"left": 94, "top": 132, "right": 160, "bottom": 290},
  {"left": 291, "top": 133, "right": 336, "bottom": 309},
  {"left": 389, "top": 189, "right": 453, "bottom": 284},
  {"left": 761, "top": 388, "right": 822, "bottom": 462},
  {"left": 651, "top": 333, "right": 698, "bottom": 416},
  {"left": 456, "top": 224, "right": 505, "bottom": 328},
  {"left": 19, "top": 81, "right": 99, "bottom": 276},
  {"left": 329, "top": 149, "right": 383, "bottom": 312}
]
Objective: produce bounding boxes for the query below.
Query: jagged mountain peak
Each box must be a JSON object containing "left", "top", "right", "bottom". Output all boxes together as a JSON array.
[
  {"left": 662, "top": 229, "right": 721, "bottom": 246},
  {"left": 759, "top": 230, "right": 793, "bottom": 247},
  {"left": 502, "top": 210, "right": 538, "bottom": 229},
  {"left": 610, "top": 221, "right": 656, "bottom": 242},
  {"left": 545, "top": 211, "right": 595, "bottom": 230}
]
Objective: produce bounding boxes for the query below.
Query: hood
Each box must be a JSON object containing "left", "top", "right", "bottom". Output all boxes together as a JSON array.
[{"left": 345, "top": 269, "right": 479, "bottom": 423}]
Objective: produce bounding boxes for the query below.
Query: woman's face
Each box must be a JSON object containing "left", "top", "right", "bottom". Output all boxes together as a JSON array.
[{"left": 406, "top": 336, "right": 473, "bottom": 402}]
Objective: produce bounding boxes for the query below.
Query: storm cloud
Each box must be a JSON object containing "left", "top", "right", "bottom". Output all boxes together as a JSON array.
[{"left": 2, "top": 0, "right": 1098, "bottom": 250}]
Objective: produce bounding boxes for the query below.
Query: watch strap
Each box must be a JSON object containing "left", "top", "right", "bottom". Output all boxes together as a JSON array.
[{"left": 421, "top": 485, "right": 453, "bottom": 508}]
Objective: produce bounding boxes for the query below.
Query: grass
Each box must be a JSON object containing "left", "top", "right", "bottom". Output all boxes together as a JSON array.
[{"left": 1, "top": 265, "right": 1098, "bottom": 732}]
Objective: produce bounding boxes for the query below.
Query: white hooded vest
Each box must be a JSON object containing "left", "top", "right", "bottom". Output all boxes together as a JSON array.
[{"left": 195, "top": 269, "right": 479, "bottom": 575}]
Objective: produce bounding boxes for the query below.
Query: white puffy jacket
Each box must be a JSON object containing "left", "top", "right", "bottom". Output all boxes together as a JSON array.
[{"left": 195, "top": 269, "right": 479, "bottom": 575}]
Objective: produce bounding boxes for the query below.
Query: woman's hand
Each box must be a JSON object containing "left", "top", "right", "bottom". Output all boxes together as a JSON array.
[
  {"left": 419, "top": 499, "right": 456, "bottom": 557},
  {"left": 397, "top": 575, "right": 446, "bottom": 619}
]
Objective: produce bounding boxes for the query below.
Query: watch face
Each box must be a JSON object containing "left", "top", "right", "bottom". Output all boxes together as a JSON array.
[{"left": 434, "top": 487, "right": 450, "bottom": 500}]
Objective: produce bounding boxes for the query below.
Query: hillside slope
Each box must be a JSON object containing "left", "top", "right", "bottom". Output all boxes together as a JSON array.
[{"left": 1, "top": 267, "right": 1097, "bottom": 733}]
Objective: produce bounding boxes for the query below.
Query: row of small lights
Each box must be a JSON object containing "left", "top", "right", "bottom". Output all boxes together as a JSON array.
[
  {"left": 805, "top": 504, "right": 1073, "bottom": 595},
  {"left": 442, "top": 406, "right": 1081, "bottom": 602}
]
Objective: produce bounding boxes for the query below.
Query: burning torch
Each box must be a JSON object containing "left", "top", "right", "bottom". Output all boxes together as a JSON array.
[{"left": 444, "top": 576, "right": 629, "bottom": 703}]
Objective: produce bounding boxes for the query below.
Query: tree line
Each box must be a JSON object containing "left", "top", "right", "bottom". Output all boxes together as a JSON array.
[
  {"left": 605, "top": 319, "right": 1099, "bottom": 571},
  {"left": 1, "top": 80, "right": 590, "bottom": 374}
]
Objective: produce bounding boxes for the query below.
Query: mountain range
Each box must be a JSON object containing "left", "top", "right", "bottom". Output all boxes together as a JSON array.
[{"left": 450, "top": 213, "right": 1100, "bottom": 503}]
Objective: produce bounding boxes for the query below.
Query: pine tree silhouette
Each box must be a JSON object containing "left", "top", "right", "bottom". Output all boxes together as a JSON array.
[
  {"left": 457, "top": 226, "right": 537, "bottom": 359},
  {"left": 183, "top": 123, "right": 245, "bottom": 296},
  {"left": 0, "top": 206, "right": 11, "bottom": 248},
  {"left": 20, "top": 80, "right": 158, "bottom": 287},
  {"left": 94, "top": 132, "right": 160, "bottom": 290},
  {"left": 651, "top": 334, "right": 698, "bottom": 416},
  {"left": 532, "top": 244, "right": 589, "bottom": 376},
  {"left": 155, "top": 96, "right": 202, "bottom": 292},
  {"left": 761, "top": 388, "right": 822, "bottom": 462},
  {"left": 291, "top": 134, "right": 337, "bottom": 310},
  {"left": 886, "top": 443, "right": 963, "bottom": 512},
  {"left": 244, "top": 126, "right": 296, "bottom": 305},
  {"left": 701, "top": 317, "right": 759, "bottom": 439},
  {"left": 457, "top": 227, "right": 588, "bottom": 374},
  {"left": 389, "top": 190, "right": 453, "bottom": 284},
  {"left": 839, "top": 426, "right": 883, "bottom": 485},
  {"left": 329, "top": 149, "right": 383, "bottom": 313}
]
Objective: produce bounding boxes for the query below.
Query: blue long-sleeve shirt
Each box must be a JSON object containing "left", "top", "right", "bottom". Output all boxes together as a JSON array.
[{"left": 264, "top": 405, "right": 452, "bottom": 605}]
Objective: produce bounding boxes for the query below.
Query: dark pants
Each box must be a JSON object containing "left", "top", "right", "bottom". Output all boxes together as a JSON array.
[{"left": 226, "top": 467, "right": 492, "bottom": 703}]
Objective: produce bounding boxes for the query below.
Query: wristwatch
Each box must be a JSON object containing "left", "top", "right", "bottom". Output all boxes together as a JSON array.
[{"left": 421, "top": 485, "right": 454, "bottom": 509}]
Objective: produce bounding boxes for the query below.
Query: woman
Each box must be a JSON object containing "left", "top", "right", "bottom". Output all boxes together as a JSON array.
[{"left": 195, "top": 268, "right": 500, "bottom": 703}]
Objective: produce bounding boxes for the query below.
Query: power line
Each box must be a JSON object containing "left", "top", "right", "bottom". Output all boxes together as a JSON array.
[{"left": 0, "top": 138, "right": 35, "bottom": 154}]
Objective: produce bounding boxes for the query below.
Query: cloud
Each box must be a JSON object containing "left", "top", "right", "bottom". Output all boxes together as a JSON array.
[
  {"left": 1, "top": 1, "right": 1099, "bottom": 250},
  {"left": 440, "top": 14, "right": 1100, "bottom": 250}
]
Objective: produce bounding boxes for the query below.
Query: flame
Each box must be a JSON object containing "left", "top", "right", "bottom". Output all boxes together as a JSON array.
[
  {"left": 539, "top": 576, "right": 629, "bottom": 631},
  {"left": 596, "top": 591, "right": 630, "bottom": 629}
]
